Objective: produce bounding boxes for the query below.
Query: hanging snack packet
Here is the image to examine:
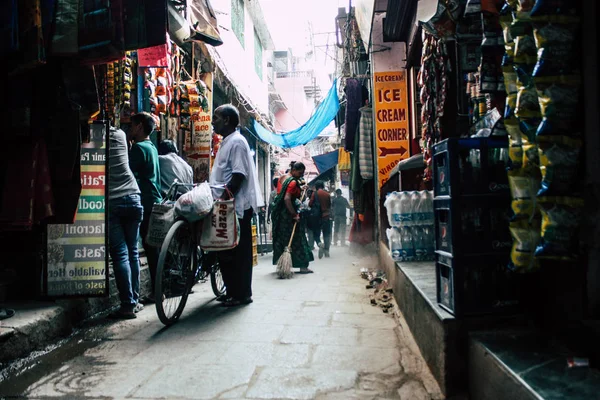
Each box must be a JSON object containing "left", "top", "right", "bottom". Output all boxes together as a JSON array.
[
  {"left": 537, "top": 136, "right": 582, "bottom": 197},
  {"left": 464, "top": 0, "right": 482, "bottom": 16},
  {"left": 535, "top": 197, "right": 584, "bottom": 260},
  {"left": 481, "top": 0, "right": 504, "bottom": 15},
  {"left": 515, "top": 84, "right": 541, "bottom": 119},
  {"left": 509, "top": 219, "right": 541, "bottom": 273},
  {"left": 533, "top": 22, "right": 580, "bottom": 77},
  {"left": 515, "top": 0, "right": 535, "bottom": 20},
  {"left": 513, "top": 31, "right": 537, "bottom": 65},
  {"left": 509, "top": 170, "right": 540, "bottom": 220},
  {"left": 535, "top": 76, "right": 580, "bottom": 123},
  {"left": 530, "top": 0, "right": 580, "bottom": 23}
]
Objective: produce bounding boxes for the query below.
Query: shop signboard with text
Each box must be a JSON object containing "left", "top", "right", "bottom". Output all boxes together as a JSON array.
[
  {"left": 46, "top": 123, "right": 108, "bottom": 297},
  {"left": 186, "top": 72, "right": 213, "bottom": 183},
  {"left": 373, "top": 71, "right": 410, "bottom": 188}
]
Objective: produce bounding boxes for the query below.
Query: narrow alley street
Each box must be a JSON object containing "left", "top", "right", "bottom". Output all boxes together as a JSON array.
[{"left": 0, "top": 248, "right": 442, "bottom": 400}]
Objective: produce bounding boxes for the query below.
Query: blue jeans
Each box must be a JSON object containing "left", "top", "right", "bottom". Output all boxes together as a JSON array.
[{"left": 109, "top": 194, "right": 144, "bottom": 310}]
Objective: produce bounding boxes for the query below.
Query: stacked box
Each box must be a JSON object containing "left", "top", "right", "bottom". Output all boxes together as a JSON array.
[
  {"left": 252, "top": 224, "right": 258, "bottom": 267},
  {"left": 433, "top": 138, "right": 519, "bottom": 317}
]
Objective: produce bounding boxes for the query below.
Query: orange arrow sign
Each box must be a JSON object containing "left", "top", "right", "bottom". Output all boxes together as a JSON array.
[{"left": 379, "top": 146, "right": 407, "bottom": 157}]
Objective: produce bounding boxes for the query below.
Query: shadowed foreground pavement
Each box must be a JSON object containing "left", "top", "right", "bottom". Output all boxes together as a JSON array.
[{"left": 0, "top": 246, "right": 443, "bottom": 400}]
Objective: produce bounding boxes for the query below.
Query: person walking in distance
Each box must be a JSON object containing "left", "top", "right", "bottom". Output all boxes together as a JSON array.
[
  {"left": 267, "top": 177, "right": 279, "bottom": 224},
  {"left": 128, "top": 112, "right": 162, "bottom": 303},
  {"left": 108, "top": 127, "right": 144, "bottom": 319},
  {"left": 210, "top": 104, "right": 263, "bottom": 307},
  {"left": 332, "top": 189, "right": 351, "bottom": 246},
  {"left": 310, "top": 181, "right": 332, "bottom": 259},
  {"left": 271, "top": 162, "right": 314, "bottom": 273}
]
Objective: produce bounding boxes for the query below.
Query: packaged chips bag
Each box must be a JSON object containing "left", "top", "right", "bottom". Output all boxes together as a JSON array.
[
  {"left": 537, "top": 135, "right": 582, "bottom": 196},
  {"left": 530, "top": 0, "right": 580, "bottom": 23},
  {"left": 532, "top": 22, "right": 580, "bottom": 77},
  {"left": 535, "top": 196, "right": 584, "bottom": 260},
  {"left": 508, "top": 169, "right": 540, "bottom": 220},
  {"left": 534, "top": 75, "right": 580, "bottom": 123},
  {"left": 509, "top": 218, "right": 541, "bottom": 273}
]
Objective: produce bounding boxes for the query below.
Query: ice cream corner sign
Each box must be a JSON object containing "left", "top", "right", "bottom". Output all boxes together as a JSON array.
[{"left": 373, "top": 71, "right": 410, "bottom": 188}]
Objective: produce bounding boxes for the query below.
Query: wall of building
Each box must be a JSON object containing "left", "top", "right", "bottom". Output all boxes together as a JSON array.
[{"left": 211, "top": 0, "right": 270, "bottom": 115}]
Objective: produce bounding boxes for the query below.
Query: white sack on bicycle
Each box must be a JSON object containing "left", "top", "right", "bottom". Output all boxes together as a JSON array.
[
  {"left": 174, "top": 182, "right": 213, "bottom": 222},
  {"left": 200, "top": 198, "right": 240, "bottom": 251}
]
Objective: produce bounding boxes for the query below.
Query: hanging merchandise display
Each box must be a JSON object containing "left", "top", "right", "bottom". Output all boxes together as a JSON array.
[
  {"left": 498, "top": 0, "right": 583, "bottom": 268},
  {"left": 418, "top": 33, "right": 450, "bottom": 181}
]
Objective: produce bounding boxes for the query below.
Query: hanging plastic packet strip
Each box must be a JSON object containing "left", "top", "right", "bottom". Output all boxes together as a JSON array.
[
  {"left": 507, "top": 126, "right": 523, "bottom": 169},
  {"left": 534, "top": 75, "right": 580, "bottom": 123},
  {"left": 502, "top": 50, "right": 518, "bottom": 95},
  {"left": 532, "top": 22, "right": 580, "bottom": 77},
  {"left": 481, "top": 0, "right": 504, "bottom": 15},
  {"left": 537, "top": 136, "right": 582, "bottom": 197},
  {"left": 513, "top": 31, "right": 537, "bottom": 65},
  {"left": 515, "top": 84, "right": 541, "bottom": 119},
  {"left": 515, "top": 0, "right": 534, "bottom": 21},
  {"left": 499, "top": 3, "right": 515, "bottom": 44},
  {"left": 464, "top": 0, "right": 482, "bottom": 16},
  {"left": 178, "top": 83, "right": 190, "bottom": 100},
  {"left": 509, "top": 218, "right": 541, "bottom": 273},
  {"left": 535, "top": 196, "right": 584, "bottom": 260},
  {"left": 530, "top": 0, "right": 580, "bottom": 23},
  {"left": 509, "top": 170, "right": 540, "bottom": 220}
]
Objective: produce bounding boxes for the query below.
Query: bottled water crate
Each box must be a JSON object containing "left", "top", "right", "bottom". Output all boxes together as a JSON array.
[
  {"left": 433, "top": 137, "right": 510, "bottom": 198},
  {"left": 433, "top": 196, "right": 512, "bottom": 256},
  {"left": 436, "top": 250, "right": 521, "bottom": 317}
]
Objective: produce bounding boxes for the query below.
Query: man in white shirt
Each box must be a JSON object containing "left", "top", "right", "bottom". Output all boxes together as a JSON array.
[{"left": 209, "top": 104, "right": 264, "bottom": 307}]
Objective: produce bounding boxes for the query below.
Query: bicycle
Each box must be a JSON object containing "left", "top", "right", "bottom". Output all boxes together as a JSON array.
[{"left": 154, "top": 182, "right": 226, "bottom": 326}]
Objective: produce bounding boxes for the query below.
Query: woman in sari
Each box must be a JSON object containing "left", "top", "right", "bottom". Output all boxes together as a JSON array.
[{"left": 272, "top": 162, "right": 315, "bottom": 273}]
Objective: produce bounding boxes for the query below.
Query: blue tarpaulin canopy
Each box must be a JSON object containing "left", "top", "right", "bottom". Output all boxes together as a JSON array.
[
  {"left": 252, "top": 79, "right": 339, "bottom": 149},
  {"left": 312, "top": 150, "right": 339, "bottom": 174}
]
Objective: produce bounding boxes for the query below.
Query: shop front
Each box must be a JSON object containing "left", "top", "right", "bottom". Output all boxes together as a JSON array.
[
  {"left": 346, "top": 0, "right": 599, "bottom": 397},
  {"left": 0, "top": 0, "right": 225, "bottom": 317}
]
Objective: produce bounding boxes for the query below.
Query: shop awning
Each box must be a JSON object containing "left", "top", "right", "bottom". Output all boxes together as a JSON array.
[
  {"left": 168, "top": 0, "right": 223, "bottom": 47},
  {"left": 252, "top": 79, "right": 340, "bottom": 149},
  {"left": 312, "top": 150, "right": 339, "bottom": 174},
  {"left": 389, "top": 153, "right": 424, "bottom": 179},
  {"left": 308, "top": 166, "right": 336, "bottom": 186},
  {"left": 383, "top": 0, "right": 419, "bottom": 42}
]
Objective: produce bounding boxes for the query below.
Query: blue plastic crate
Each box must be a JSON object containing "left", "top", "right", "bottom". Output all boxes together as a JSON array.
[
  {"left": 434, "top": 196, "right": 512, "bottom": 256},
  {"left": 433, "top": 137, "right": 509, "bottom": 198},
  {"left": 436, "top": 251, "right": 521, "bottom": 317}
]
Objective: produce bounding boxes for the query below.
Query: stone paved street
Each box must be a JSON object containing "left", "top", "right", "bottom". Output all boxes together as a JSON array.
[{"left": 0, "top": 246, "right": 443, "bottom": 400}]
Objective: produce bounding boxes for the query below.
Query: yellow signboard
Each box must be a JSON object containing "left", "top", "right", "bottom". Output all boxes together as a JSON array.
[{"left": 373, "top": 71, "right": 410, "bottom": 188}]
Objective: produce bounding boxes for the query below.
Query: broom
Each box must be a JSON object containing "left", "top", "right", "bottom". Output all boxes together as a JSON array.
[{"left": 276, "top": 188, "right": 308, "bottom": 279}]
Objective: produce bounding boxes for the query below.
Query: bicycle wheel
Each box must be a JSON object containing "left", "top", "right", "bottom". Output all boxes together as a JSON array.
[
  {"left": 210, "top": 256, "right": 226, "bottom": 297},
  {"left": 155, "top": 220, "right": 195, "bottom": 325}
]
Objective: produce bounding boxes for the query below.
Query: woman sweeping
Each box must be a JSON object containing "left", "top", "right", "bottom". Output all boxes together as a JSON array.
[{"left": 272, "top": 162, "right": 315, "bottom": 274}]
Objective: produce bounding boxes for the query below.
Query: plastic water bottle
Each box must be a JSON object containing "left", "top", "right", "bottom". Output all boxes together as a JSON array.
[
  {"left": 422, "top": 224, "right": 435, "bottom": 260},
  {"left": 384, "top": 193, "right": 395, "bottom": 227},
  {"left": 401, "top": 227, "right": 415, "bottom": 261},
  {"left": 410, "top": 191, "right": 420, "bottom": 226},
  {"left": 412, "top": 226, "right": 425, "bottom": 261},
  {"left": 399, "top": 192, "right": 412, "bottom": 226},
  {"left": 423, "top": 191, "right": 434, "bottom": 225},
  {"left": 389, "top": 228, "right": 401, "bottom": 261},
  {"left": 393, "top": 192, "right": 403, "bottom": 227}
]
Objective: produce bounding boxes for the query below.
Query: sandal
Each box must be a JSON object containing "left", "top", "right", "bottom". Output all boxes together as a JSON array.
[
  {"left": 216, "top": 294, "right": 231, "bottom": 302},
  {"left": 297, "top": 269, "right": 314, "bottom": 274},
  {"left": 0, "top": 308, "right": 15, "bottom": 320},
  {"left": 221, "top": 297, "right": 253, "bottom": 307}
]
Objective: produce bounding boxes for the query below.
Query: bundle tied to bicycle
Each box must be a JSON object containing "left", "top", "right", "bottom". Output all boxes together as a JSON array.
[{"left": 146, "top": 182, "right": 240, "bottom": 252}]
